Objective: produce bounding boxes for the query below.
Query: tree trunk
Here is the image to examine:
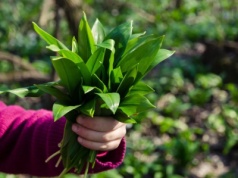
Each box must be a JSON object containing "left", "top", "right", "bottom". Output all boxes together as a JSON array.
[
  {"left": 54, "top": 0, "right": 83, "bottom": 38},
  {"left": 175, "top": 0, "right": 182, "bottom": 8}
]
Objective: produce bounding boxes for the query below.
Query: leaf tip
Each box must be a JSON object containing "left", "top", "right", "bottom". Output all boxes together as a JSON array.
[
  {"left": 32, "top": 22, "right": 37, "bottom": 29},
  {"left": 82, "top": 11, "right": 87, "bottom": 20}
]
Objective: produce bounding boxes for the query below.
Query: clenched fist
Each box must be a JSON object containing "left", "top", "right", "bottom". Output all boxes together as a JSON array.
[{"left": 72, "top": 115, "right": 126, "bottom": 151}]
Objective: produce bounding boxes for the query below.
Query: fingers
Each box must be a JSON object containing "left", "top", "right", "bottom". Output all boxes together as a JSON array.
[
  {"left": 72, "top": 123, "right": 126, "bottom": 143},
  {"left": 75, "top": 115, "right": 125, "bottom": 132},
  {"left": 71, "top": 115, "right": 126, "bottom": 151},
  {"left": 77, "top": 136, "right": 123, "bottom": 151}
]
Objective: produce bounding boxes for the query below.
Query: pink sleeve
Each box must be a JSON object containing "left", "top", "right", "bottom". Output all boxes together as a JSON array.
[{"left": 0, "top": 101, "right": 126, "bottom": 177}]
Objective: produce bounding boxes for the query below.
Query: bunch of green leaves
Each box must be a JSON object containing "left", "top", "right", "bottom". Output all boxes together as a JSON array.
[{"left": 0, "top": 13, "right": 174, "bottom": 177}]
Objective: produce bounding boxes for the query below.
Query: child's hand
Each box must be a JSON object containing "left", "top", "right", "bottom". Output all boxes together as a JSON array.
[{"left": 72, "top": 115, "right": 126, "bottom": 151}]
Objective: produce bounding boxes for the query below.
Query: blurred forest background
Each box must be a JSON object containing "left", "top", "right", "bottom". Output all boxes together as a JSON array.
[{"left": 0, "top": 0, "right": 238, "bottom": 177}]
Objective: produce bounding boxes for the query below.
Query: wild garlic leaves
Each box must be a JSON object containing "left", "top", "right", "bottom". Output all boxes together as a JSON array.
[
  {"left": 0, "top": 12, "right": 174, "bottom": 176},
  {"left": 31, "top": 13, "right": 174, "bottom": 124}
]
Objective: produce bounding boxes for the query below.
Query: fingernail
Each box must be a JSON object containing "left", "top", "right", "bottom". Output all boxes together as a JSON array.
[
  {"left": 72, "top": 125, "right": 77, "bottom": 132},
  {"left": 77, "top": 137, "right": 82, "bottom": 143},
  {"left": 76, "top": 116, "right": 83, "bottom": 123}
]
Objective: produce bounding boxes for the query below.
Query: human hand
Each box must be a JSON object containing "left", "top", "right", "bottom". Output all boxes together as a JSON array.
[{"left": 72, "top": 115, "right": 126, "bottom": 151}]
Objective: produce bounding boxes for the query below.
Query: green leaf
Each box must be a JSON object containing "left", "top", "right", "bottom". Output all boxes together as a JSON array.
[
  {"left": 129, "top": 81, "right": 154, "bottom": 96},
  {"left": 119, "top": 94, "right": 155, "bottom": 117},
  {"left": 105, "top": 21, "right": 132, "bottom": 65},
  {"left": 35, "top": 83, "right": 71, "bottom": 103},
  {"left": 86, "top": 47, "right": 105, "bottom": 75},
  {"left": 92, "top": 19, "right": 105, "bottom": 44},
  {"left": 85, "top": 39, "right": 116, "bottom": 85},
  {"left": 51, "top": 57, "right": 82, "bottom": 95},
  {"left": 97, "top": 39, "right": 115, "bottom": 51},
  {"left": 32, "top": 22, "right": 68, "bottom": 51},
  {"left": 115, "top": 111, "right": 137, "bottom": 123},
  {"left": 124, "top": 34, "right": 157, "bottom": 55},
  {"left": 110, "top": 66, "right": 123, "bottom": 91},
  {"left": 145, "top": 49, "right": 175, "bottom": 74},
  {"left": 118, "top": 36, "right": 164, "bottom": 77},
  {"left": 59, "top": 50, "right": 91, "bottom": 85},
  {"left": 53, "top": 101, "right": 81, "bottom": 121},
  {"left": 72, "top": 37, "right": 78, "bottom": 53},
  {"left": 92, "top": 74, "right": 108, "bottom": 92},
  {"left": 108, "top": 50, "right": 115, "bottom": 90},
  {"left": 46, "top": 44, "right": 62, "bottom": 51},
  {"left": 78, "top": 12, "right": 96, "bottom": 61},
  {"left": 0, "top": 86, "right": 43, "bottom": 98},
  {"left": 96, "top": 93, "right": 120, "bottom": 114},
  {"left": 79, "top": 99, "right": 96, "bottom": 117},
  {"left": 82, "top": 86, "right": 102, "bottom": 94},
  {"left": 82, "top": 86, "right": 95, "bottom": 94},
  {"left": 59, "top": 49, "right": 84, "bottom": 64},
  {"left": 129, "top": 31, "right": 146, "bottom": 39},
  {"left": 117, "top": 64, "right": 138, "bottom": 97},
  {"left": 136, "top": 37, "right": 164, "bottom": 78},
  {"left": 97, "top": 39, "right": 115, "bottom": 90}
]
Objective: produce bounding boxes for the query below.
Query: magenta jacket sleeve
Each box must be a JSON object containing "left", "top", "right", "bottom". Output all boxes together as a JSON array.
[{"left": 0, "top": 101, "right": 126, "bottom": 177}]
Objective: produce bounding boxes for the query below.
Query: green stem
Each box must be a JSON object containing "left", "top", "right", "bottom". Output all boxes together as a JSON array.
[
  {"left": 84, "top": 161, "right": 90, "bottom": 178},
  {"left": 89, "top": 150, "right": 97, "bottom": 168},
  {"left": 59, "top": 167, "right": 71, "bottom": 178}
]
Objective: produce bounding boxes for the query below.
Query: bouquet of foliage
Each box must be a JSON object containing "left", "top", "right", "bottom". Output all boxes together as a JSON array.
[{"left": 0, "top": 13, "right": 174, "bottom": 177}]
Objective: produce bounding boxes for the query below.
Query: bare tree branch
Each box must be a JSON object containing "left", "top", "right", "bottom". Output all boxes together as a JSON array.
[
  {"left": 0, "top": 71, "right": 49, "bottom": 83},
  {"left": 54, "top": 0, "right": 92, "bottom": 38},
  {"left": 0, "top": 51, "right": 50, "bottom": 83},
  {"left": 0, "top": 51, "right": 36, "bottom": 71}
]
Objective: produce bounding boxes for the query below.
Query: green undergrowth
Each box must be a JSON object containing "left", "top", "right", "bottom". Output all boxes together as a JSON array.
[{"left": 88, "top": 56, "right": 238, "bottom": 178}]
